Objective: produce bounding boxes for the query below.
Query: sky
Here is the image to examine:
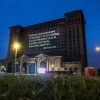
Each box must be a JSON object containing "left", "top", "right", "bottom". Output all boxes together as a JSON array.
[{"left": 0, "top": 0, "right": 100, "bottom": 67}]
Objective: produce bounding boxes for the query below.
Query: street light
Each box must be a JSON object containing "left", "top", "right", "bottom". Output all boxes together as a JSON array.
[
  {"left": 95, "top": 47, "right": 100, "bottom": 52},
  {"left": 13, "top": 42, "right": 21, "bottom": 73}
]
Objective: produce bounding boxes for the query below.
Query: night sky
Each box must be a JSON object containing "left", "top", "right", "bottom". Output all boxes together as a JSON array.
[{"left": 0, "top": 0, "right": 100, "bottom": 67}]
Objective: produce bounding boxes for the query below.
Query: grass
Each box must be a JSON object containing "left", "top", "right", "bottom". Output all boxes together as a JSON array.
[{"left": 0, "top": 75, "right": 100, "bottom": 100}]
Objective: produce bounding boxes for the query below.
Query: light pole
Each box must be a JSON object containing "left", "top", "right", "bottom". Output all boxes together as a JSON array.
[
  {"left": 95, "top": 46, "right": 100, "bottom": 76},
  {"left": 13, "top": 42, "right": 21, "bottom": 73}
]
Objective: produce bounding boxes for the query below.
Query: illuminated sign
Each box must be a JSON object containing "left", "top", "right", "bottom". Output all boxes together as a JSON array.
[{"left": 28, "top": 30, "right": 60, "bottom": 49}]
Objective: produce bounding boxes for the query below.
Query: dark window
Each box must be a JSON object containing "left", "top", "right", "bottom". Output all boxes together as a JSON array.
[
  {"left": 76, "top": 25, "right": 79, "bottom": 34},
  {"left": 64, "top": 68, "right": 67, "bottom": 70},
  {"left": 69, "top": 68, "right": 72, "bottom": 71},
  {"left": 74, "top": 67, "right": 78, "bottom": 71}
]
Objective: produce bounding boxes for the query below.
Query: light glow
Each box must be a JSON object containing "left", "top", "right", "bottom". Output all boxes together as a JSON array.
[
  {"left": 13, "top": 42, "right": 21, "bottom": 50},
  {"left": 38, "top": 68, "right": 46, "bottom": 74},
  {"left": 96, "top": 47, "right": 100, "bottom": 52},
  {"left": 51, "top": 64, "right": 54, "bottom": 68}
]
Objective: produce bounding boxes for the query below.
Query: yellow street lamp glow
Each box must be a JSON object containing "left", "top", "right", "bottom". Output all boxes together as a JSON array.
[{"left": 13, "top": 42, "right": 20, "bottom": 50}]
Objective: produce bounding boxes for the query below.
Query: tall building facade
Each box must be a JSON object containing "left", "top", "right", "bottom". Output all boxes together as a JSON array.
[{"left": 8, "top": 10, "right": 87, "bottom": 70}]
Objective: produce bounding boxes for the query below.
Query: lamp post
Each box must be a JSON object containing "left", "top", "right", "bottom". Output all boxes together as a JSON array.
[{"left": 13, "top": 42, "right": 20, "bottom": 73}]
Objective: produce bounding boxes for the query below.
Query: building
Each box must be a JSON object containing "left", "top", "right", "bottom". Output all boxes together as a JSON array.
[
  {"left": 7, "top": 10, "right": 87, "bottom": 73},
  {"left": 12, "top": 53, "right": 82, "bottom": 74},
  {"left": 16, "top": 54, "right": 62, "bottom": 74}
]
